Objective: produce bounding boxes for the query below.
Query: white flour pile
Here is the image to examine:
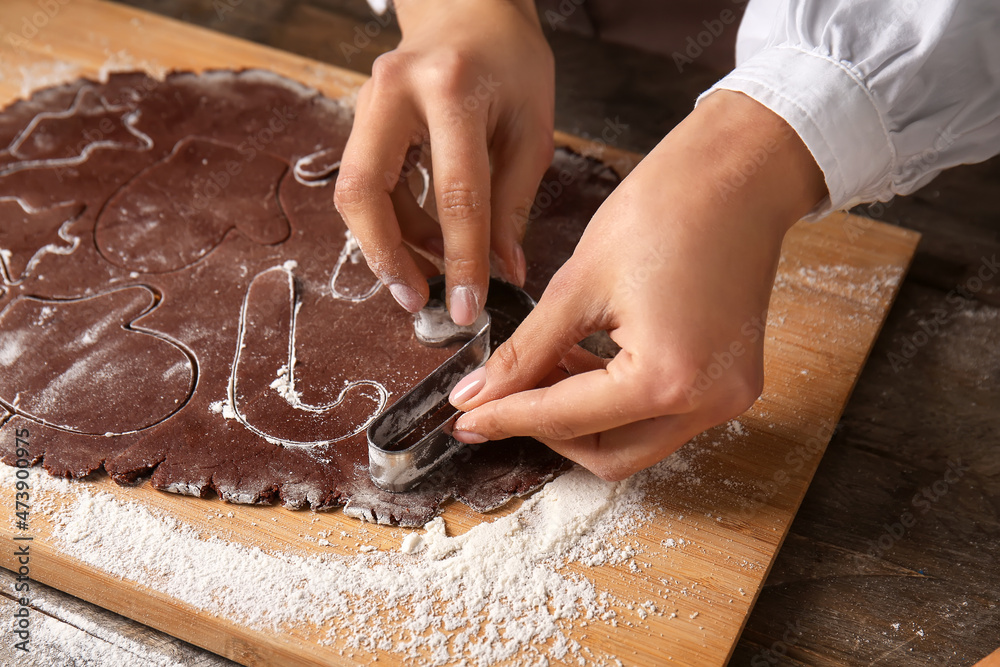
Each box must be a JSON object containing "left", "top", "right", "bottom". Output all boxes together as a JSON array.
[{"left": 10, "top": 455, "right": 704, "bottom": 666}]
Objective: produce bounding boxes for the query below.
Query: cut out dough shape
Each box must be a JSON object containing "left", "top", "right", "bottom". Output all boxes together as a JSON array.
[
  {"left": 230, "top": 264, "right": 388, "bottom": 446},
  {"left": 0, "top": 287, "right": 195, "bottom": 434},
  {"left": 0, "top": 71, "right": 618, "bottom": 526},
  {"left": 0, "top": 87, "right": 152, "bottom": 176},
  {"left": 293, "top": 146, "right": 342, "bottom": 186},
  {"left": 96, "top": 136, "right": 291, "bottom": 273},
  {"left": 0, "top": 197, "right": 84, "bottom": 284}
]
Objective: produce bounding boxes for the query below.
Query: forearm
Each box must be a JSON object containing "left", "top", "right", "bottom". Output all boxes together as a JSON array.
[{"left": 645, "top": 90, "right": 827, "bottom": 239}]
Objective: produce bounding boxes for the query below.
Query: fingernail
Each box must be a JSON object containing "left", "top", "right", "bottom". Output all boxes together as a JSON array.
[
  {"left": 453, "top": 430, "right": 488, "bottom": 444},
  {"left": 512, "top": 244, "right": 526, "bottom": 287},
  {"left": 450, "top": 366, "right": 486, "bottom": 405},
  {"left": 387, "top": 283, "right": 424, "bottom": 313},
  {"left": 424, "top": 237, "right": 444, "bottom": 258},
  {"left": 449, "top": 285, "right": 478, "bottom": 326}
]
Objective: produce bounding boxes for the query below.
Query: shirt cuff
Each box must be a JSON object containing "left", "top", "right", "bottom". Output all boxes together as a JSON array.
[{"left": 697, "top": 46, "right": 895, "bottom": 219}]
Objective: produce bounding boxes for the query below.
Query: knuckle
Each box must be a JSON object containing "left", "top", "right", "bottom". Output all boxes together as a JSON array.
[
  {"left": 534, "top": 392, "right": 579, "bottom": 441},
  {"left": 443, "top": 255, "right": 486, "bottom": 279},
  {"left": 465, "top": 408, "right": 499, "bottom": 439},
  {"left": 615, "top": 352, "right": 692, "bottom": 414},
  {"left": 370, "top": 52, "right": 409, "bottom": 84},
  {"left": 646, "top": 379, "right": 691, "bottom": 414},
  {"left": 535, "top": 411, "right": 577, "bottom": 441},
  {"left": 437, "top": 183, "right": 485, "bottom": 222},
  {"left": 543, "top": 265, "right": 581, "bottom": 300},
  {"left": 333, "top": 170, "right": 374, "bottom": 212},
  {"left": 425, "top": 51, "right": 473, "bottom": 96},
  {"left": 646, "top": 373, "right": 698, "bottom": 414},
  {"left": 590, "top": 446, "right": 637, "bottom": 482},
  {"left": 490, "top": 340, "right": 522, "bottom": 377}
]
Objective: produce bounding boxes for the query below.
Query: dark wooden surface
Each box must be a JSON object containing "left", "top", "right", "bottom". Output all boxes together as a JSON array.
[
  {"left": 0, "top": 569, "right": 238, "bottom": 665},
  {"left": 6, "top": 1, "right": 999, "bottom": 665}
]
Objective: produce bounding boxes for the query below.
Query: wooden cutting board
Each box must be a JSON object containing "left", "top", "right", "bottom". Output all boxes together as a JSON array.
[{"left": 0, "top": 1, "right": 920, "bottom": 665}]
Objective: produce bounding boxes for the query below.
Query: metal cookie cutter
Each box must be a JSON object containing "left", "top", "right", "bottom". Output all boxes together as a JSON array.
[{"left": 368, "top": 276, "right": 535, "bottom": 492}]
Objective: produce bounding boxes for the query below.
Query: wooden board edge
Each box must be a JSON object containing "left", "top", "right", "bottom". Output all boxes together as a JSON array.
[
  {"left": 0, "top": 1, "right": 928, "bottom": 663},
  {"left": 0, "top": 547, "right": 332, "bottom": 667},
  {"left": 719, "top": 217, "right": 920, "bottom": 665},
  {"left": 553, "top": 129, "right": 643, "bottom": 178}
]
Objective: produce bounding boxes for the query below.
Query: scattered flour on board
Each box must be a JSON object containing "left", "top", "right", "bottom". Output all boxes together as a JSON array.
[
  {"left": 7, "top": 447, "right": 720, "bottom": 666},
  {"left": 14, "top": 62, "right": 86, "bottom": 99},
  {"left": 772, "top": 262, "right": 905, "bottom": 311},
  {"left": 97, "top": 50, "right": 169, "bottom": 82},
  {"left": 10, "top": 51, "right": 165, "bottom": 101}
]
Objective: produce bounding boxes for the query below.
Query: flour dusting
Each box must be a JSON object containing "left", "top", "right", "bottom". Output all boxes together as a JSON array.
[
  {"left": 208, "top": 399, "right": 236, "bottom": 420},
  {"left": 269, "top": 363, "right": 303, "bottom": 406},
  {"left": 7, "top": 455, "right": 704, "bottom": 665}
]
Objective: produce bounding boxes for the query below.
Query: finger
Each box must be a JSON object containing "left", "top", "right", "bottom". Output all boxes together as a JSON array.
[
  {"left": 391, "top": 181, "right": 444, "bottom": 259},
  {"left": 427, "top": 109, "right": 492, "bottom": 326},
  {"left": 558, "top": 344, "right": 609, "bottom": 376},
  {"left": 534, "top": 344, "right": 606, "bottom": 388},
  {"left": 454, "top": 364, "right": 679, "bottom": 444},
  {"left": 335, "top": 86, "right": 429, "bottom": 313},
  {"left": 540, "top": 413, "right": 706, "bottom": 482},
  {"left": 405, "top": 244, "right": 440, "bottom": 278},
  {"left": 490, "top": 127, "right": 554, "bottom": 286},
  {"left": 449, "top": 269, "right": 604, "bottom": 409},
  {"left": 400, "top": 144, "right": 429, "bottom": 202}
]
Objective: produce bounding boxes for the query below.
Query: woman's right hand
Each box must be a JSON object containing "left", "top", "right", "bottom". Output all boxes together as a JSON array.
[
  {"left": 448, "top": 91, "right": 828, "bottom": 481},
  {"left": 335, "top": 0, "right": 555, "bottom": 326}
]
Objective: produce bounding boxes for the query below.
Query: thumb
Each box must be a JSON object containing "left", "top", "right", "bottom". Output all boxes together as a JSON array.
[{"left": 449, "top": 270, "right": 603, "bottom": 411}]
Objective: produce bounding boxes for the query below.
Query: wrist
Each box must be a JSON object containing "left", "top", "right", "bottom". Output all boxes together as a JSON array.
[{"left": 657, "top": 90, "right": 827, "bottom": 237}]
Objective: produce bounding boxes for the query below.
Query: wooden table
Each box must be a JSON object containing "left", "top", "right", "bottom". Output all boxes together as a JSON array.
[{"left": 1, "top": 1, "right": 997, "bottom": 665}]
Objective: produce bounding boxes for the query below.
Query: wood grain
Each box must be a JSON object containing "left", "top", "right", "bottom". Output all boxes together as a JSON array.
[
  {"left": 0, "top": 0, "right": 921, "bottom": 664},
  {"left": 0, "top": 569, "right": 237, "bottom": 666}
]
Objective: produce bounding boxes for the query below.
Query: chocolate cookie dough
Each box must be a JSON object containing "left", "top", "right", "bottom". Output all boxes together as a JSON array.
[{"left": 0, "top": 70, "right": 618, "bottom": 526}]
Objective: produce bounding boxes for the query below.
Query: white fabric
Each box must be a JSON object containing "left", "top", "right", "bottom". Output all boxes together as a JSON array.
[
  {"left": 702, "top": 0, "right": 1000, "bottom": 217},
  {"left": 365, "top": 0, "right": 1000, "bottom": 216}
]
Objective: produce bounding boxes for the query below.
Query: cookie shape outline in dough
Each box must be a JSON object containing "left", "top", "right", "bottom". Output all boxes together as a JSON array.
[
  {"left": 293, "top": 146, "right": 342, "bottom": 187},
  {"left": 0, "top": 286, "right": 196, "bottom": 435},
  {"left": 0, "top": 70, "right": 617, "bottom": 525},
  {"left": 0, "top": 86, "right": 153, "bottom": 177},
  {"left": 0, "top": 196, "right": 84, "bottom": 284},
  {"left": 227, "top": 264, "right": 389, "bottom": 447},
  {"left": 329, "top": 230, "right": 382, "bottom": 302},
  {"left": 95, "top": 136, "right": 292, "bottom": 274}
]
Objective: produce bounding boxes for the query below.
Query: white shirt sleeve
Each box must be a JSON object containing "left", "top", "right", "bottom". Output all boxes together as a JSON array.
[{"left": 699, "top": 0, "right": 1000, "bottom": 218}]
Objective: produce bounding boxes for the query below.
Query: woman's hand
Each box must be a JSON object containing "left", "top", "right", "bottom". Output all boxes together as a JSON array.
[
  {"left": 448, "top": 91, "right": 828, "bottom": 480},
  {"left": 334, "top": 0, "right": 554, "bottom": 325}
]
